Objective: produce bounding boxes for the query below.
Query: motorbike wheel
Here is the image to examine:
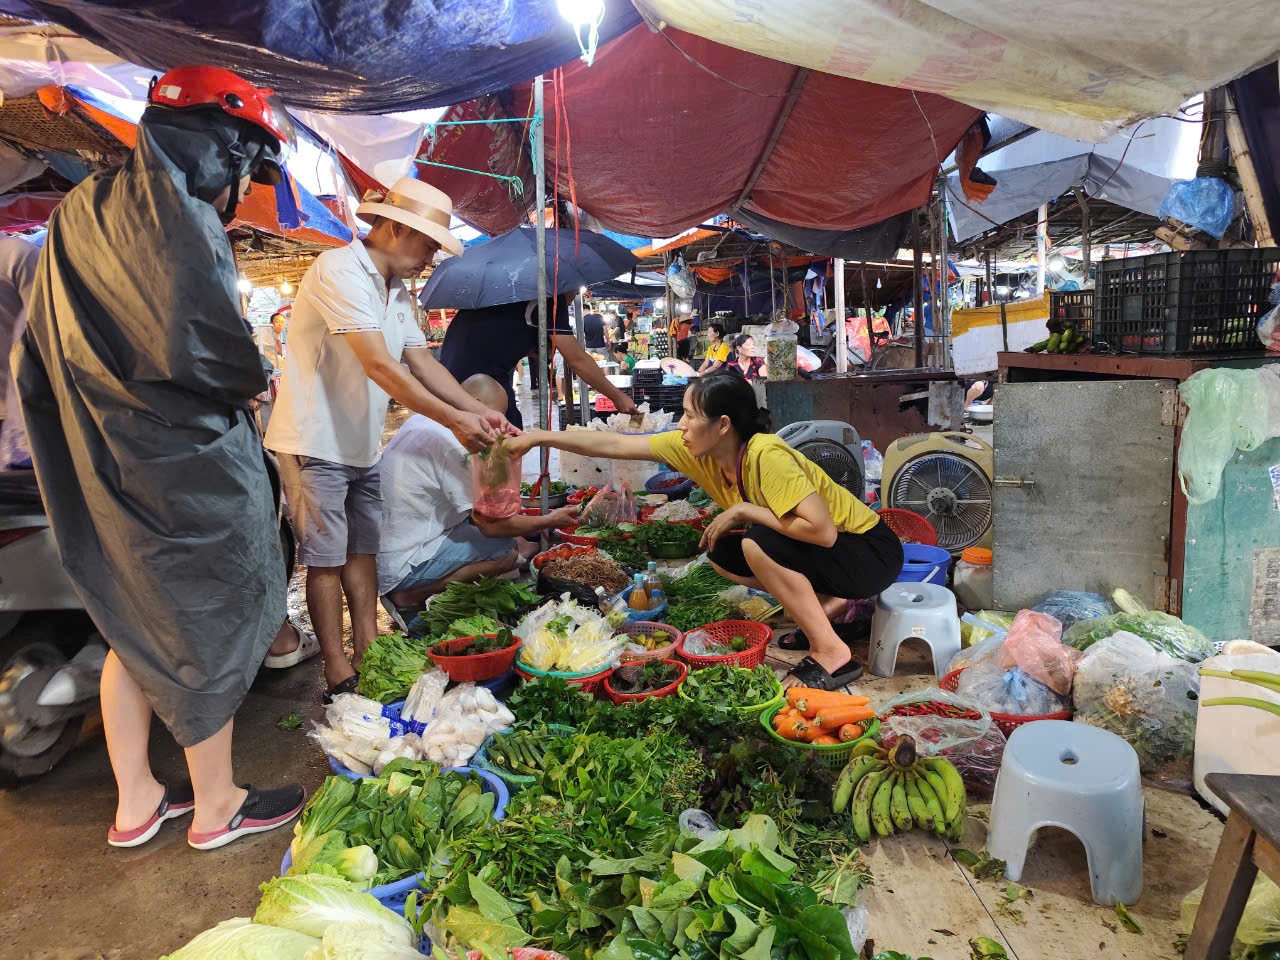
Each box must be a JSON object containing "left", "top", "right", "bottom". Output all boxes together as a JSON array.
[{"left": 0, "top": 618, "right": 86, "bottom": 783}]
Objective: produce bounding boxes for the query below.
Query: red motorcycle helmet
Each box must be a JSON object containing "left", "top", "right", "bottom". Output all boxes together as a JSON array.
[{"left": 148, "top": 65, "right": 296, "bottom": 182}]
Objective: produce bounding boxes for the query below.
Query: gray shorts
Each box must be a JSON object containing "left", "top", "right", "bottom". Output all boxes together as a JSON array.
[{"left": 277, "top": 454, "right": 382, "bottom": 567}]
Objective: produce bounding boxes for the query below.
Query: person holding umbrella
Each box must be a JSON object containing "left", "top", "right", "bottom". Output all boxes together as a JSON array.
[{"left": 425, "top": 227, "right": 641, "bottom": 428}]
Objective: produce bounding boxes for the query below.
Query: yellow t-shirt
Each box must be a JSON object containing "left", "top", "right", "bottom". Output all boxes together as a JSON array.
[
  {"left": 648, "top": 431, "right": 880, "bottom": 534},
  {"left": 706, "top": 341, "right": 731, "bottom": 363}
]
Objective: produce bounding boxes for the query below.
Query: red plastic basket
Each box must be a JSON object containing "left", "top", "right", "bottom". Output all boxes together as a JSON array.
[
  {"left": 876, "top": 508, "right": 938, "bottom": 546},
  {"left": 939, "top": 667, "right": 1072, "bottom": 737},
  {"left": 556, "top": 525, "right": 637, "bottom": 547},
  {"left": 515, "top": 664, "right": 612, "bottom": 694},
  {"left": 603, "top": 658, "right": 688, "bottom": 704},
  {"left": 677, "top": 620, "right": 773, "bottom": 669},
  {"left": 617, "top": 621, "right": 683, "bottom": 662},
  {"left": 566, "top": 487, "right": 600, "bottom": 505},
  {"left": 427, "top": 634, "right": 522, "bottom": 683}
]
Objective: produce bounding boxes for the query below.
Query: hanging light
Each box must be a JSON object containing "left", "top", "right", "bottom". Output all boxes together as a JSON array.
[
  {"left": 236, "top": 277, "right": 252, "bottom": 294},
  {"left": 875, "top": 277, "right": 882, "bottom": 289},
  {"left": 279, "top": 281, "right": 294, "bottom": 295},
  {"left": 557, "top": 0, "right": 605, "bottom": 66}
]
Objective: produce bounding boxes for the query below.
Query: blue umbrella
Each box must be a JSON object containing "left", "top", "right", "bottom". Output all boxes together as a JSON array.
[{"left": 418, "top": 226, "right": 638, "bottom": 309}]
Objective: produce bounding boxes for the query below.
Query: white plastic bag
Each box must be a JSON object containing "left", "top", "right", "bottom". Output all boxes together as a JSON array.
[{"left": 402, "top": 670, "right": 448, "bottom": 724}]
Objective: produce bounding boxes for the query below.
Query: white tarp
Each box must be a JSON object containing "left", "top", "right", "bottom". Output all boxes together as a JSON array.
[
  {"left": 0, "top": 24, "right": 149, "bottom": 99},
  {"left": 634, "top": 0, "right": 1280, "bottom": 141}
]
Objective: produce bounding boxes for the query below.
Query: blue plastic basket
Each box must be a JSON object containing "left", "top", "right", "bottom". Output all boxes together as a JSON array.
[
  {"left": 644, "top": 471, "right": 694, "bottom": 499},
  {"left": 897, "top": 543, "right": 952, "bottom": 585},
  {"left": 280, "top": 765, "right": 509, "bottom": 908}
]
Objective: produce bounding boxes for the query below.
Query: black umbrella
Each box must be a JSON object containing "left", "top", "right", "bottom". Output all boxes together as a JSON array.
[{"left": 418, "top": 226, "right": 639, "bottom": 310}]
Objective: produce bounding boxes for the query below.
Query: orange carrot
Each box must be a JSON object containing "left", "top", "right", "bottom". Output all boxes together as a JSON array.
[
  {"left": 794, "top": 690, "right": 871, "bottom": 716},
  {"left": 814, "top": 704, "right": 875, "bottom": 730},
  {"left": 776, "top": 715, "right": 807, "bottom": 740},
  {"left": 801, "top": 723, "right": 833, "bottom": 743},
  {"left": 812, "top": 735, "right": 841, "bottom": 746},
  {"left": 837, "top": 723, "right": 864, "bottom": 742}
]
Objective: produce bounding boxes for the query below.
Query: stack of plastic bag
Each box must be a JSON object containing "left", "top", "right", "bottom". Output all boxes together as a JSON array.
[
  {"left": 1178, "top": 365, "right": 1280, "bottom": 505},
  {"left": 997, "top": 609, "right": 1080, "bottom": 695},
  {"left": 1072, "top": 631, "right": 1200, "bottom": 775},
  {"left": 1030, "top": 590, "right": 1113, "bottom": 629}
]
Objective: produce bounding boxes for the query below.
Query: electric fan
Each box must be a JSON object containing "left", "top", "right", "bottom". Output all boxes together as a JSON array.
[
  {"left": 882, "top": 432, "right": 993, "bottom": 553},
  {"left": 777, "top": 420, "right": 865, "bottom": 500}
]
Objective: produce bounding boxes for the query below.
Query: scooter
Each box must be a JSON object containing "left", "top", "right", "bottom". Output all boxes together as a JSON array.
[{"left": 0, "top": 462, "right": 297, "bottom": 782}]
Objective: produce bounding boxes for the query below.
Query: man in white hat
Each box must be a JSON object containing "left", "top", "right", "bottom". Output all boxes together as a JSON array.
[{"left": 266, "top": 177, "right": 509, "bottom": 699}]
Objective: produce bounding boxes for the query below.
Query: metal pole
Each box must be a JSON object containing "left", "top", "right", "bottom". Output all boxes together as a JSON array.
[
  {"left": 574, "top": 290, "right": 590, "bottom": 426},
  {"left": 742, "top": 258, "right": 749, "bottom": 316},
  {"left": 769, "top": 252, "right": 777, "bottom": 316},
  {"left": 984, "top": 249, "right": 994, "bottom": 307},
  {"left": 938, "top": 176, "right": 951, "bottom": 370},
  {"left": 1035, "top": 201, "right": 1049, "bottom": 295},
  {"left": 533, "top": 75, "right": 549, "bottom": 516},
  {"left": 833, "top": 258, "right": 847, "bottom": 373},
  {"left": 911, "top": 209, "right": 925, "bottom": 368}
]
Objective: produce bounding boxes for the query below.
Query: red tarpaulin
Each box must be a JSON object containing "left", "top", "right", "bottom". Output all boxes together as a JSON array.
[{"left": 424, "top": 24, "right": 980, "bottom": 239}]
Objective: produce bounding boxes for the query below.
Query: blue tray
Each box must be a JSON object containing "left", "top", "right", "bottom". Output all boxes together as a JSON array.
[{"left": 280, "top": 765, "right": 509, "bottom": 908}]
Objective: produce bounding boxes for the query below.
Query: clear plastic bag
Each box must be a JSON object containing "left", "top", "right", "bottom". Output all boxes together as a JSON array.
[
  {"left": 955, "top": 659, "right": 1071, "bottom": 716},
  {"left": 402, "top": 669, "right": 449, "bottom": 724},
  {"left": 678, "top": 809, "right": 718, "bottom": 840},
  {"left": 1073, "top": 631, "right": 1200, "bottom": 774},
  {"left": 1031, "top": 590, "right": 1113, "bottom": 629},
  {"left": 1063, "top": 609, "right": 1216, "bottom": 662},
  {"left": 471, "top": 439, "right": 520, "bottom": 519},
  {"left": 1178, "top": 368, "right": 1275, "bottom": 505},
  {"left": 997, "top": 609, "right": 1078, "bottom": 695},
  {"left": 1159, "top": 175, "right": 1238, "bottom": 238},
  {"left": 877, "top": 686, "right": 1007, "bottom": 791},
  {"left": 959, "top": 610, "right": 1015, "bottom": 650},
  {"left": 1182, "top": 873, "right": 1280, "bottom": 945},
  {"left": 578, "top": 483, "right": 637, "bottom": 528},
  {"left": 948, "top": 625, "right": 1008, "bottom": 673}
]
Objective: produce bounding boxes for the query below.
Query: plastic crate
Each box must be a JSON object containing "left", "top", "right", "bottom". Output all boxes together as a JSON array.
[
  {"left": 603, "top": 658, "right": 688, "bottom": 704},
  {"left": 759, "top": 705, "right": 881, "bottom": 769},
  {"left": 939, "top": 668, "right": 1071, "bottom": 736},
  {"left": 1094, "top": 248, "right": 1280, "bottom": 355},
  {"left": 676, "top": 620, "right": 772, "bottom": 669},
  {"left": 1048, "top": 290, "right": 1094, "bottom": 344}
]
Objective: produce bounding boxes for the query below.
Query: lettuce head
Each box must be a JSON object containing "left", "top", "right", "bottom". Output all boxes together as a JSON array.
[
  {"left": 160, "top": 917, "right": 317, "bottom": 959},
  {"left": 255, "top": 875, "right": 414, "bottom": 945}
]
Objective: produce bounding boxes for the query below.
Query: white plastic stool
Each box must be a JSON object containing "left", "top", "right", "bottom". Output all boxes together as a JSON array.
[
  {"left": 986, "top": 720, "right": 1144, "bottom": 905},
  {"left": 868, "top": 582, "right": 960, "bottom": 679}
]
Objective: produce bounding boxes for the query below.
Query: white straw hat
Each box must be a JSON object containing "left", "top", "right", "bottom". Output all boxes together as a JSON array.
[{"left": 357, "top": 177, "right": 463, "bottom": 257}]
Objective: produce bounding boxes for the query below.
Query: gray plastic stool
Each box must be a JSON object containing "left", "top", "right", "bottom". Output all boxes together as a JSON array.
[
  {"left": 868, "top": 582, "right": 961, "bottom": 679},
  {"left": 986, "top": 720, "right": 1144, "bottom": 905}
]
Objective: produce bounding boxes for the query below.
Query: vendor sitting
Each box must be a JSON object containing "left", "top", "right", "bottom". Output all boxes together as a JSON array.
[
  {"left": 659, "top": 322, "right": 731, "bottom": 378},
  {"left": 508, "top": 372, "right": 904, "bottom": 690},
  {"left": 610, "top": 340, "right": 639, "bottom": 373},
  {"left": 377, "top": 374, "right": 579, "bottom": 609}
]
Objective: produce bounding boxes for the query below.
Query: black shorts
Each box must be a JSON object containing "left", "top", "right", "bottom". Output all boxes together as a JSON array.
[{"left": 708, "top": 519, "right": 904, "bottom": 599}]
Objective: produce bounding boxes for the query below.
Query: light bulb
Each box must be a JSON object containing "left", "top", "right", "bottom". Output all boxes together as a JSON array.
[
  {"left": 236, "top": 278, "right": 252, "bottom": 294},
  {"left": 279, "top": 281, "right": 294, "bottom": 295},
  {"left": 1048, "top": 255, "right": 1066, "bottom": 272},
  {"left": 557, "top": 0, "right": 604, "bottom": 26},
  {"left": 876, "top": 277, "right": 882, "bottom": 289},
  {"left": 655, "top": 299, "right": 665, "bottom": 310}
]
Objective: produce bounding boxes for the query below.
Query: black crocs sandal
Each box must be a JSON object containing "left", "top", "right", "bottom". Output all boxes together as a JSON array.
[
  {"left": 321, "top": 674, "right": 359, "bottom": 705},
  {"left": 785, "top": 655, "right": 864, "bottom": 690},
  {"left": 777, "top": 621, "right": 872, "bottom": 651},
  {"left": 187, "top": 783, "right": 306, "bottom": 850}
]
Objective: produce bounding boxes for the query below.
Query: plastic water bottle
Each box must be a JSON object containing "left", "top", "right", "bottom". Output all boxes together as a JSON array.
[
  {"left": 645, "top": 561, "right": 661, "bottom": 600},
  {"left": 628, "top": 573, "right": 650, "bottom": 611}
]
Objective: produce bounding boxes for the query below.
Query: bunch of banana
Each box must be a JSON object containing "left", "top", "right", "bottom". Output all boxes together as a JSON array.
[
  {"left": 832, "top": 733, "right": 966, "bottom": 843},
  {"left": 486, "top": 728, "right": 549, "bottom": 777}
]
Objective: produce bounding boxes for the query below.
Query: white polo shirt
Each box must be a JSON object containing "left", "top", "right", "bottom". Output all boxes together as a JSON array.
[{"left": 265, "top": 240, "right": 426, "bottom": 468}]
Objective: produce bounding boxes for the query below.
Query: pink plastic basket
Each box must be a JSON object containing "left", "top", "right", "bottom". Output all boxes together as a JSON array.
[{"left": 617, "top": 620, "right": 683, "bottom": 662}]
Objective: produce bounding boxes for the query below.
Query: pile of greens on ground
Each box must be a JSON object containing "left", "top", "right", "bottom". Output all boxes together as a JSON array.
[
  {"left": 662, "top": 563, "right": 735, "bottom": 632},
  {"left": 596, "top": 526, "right": 650, "bottom": 571},
  {"left": 358, "top": 632, "right": 431, "bottom": 703},
  {"left": 287, "top": 760, "right": 495, "bottom": 888},
  {"left": 407, "top": 578, "right": 539, "bottom": 638},
  {"left": 682, "top": 664, "right": 780, "bottom": 710}
]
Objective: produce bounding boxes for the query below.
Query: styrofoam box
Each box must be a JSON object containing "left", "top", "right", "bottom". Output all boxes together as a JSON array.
[{"left": 1193, "top": 650, "right": 1280, "bottom": 815}]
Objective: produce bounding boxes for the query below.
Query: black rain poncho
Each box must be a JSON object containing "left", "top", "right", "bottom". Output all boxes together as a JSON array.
[{"left": 14, "top": 108, "right": 286, "bottom": 746}]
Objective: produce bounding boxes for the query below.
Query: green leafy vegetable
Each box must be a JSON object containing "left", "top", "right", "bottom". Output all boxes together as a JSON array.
[
  {"left": 682, "top": 665, "right": 779, "bottom": 709},
  {"left": 1115, "top": 902, "right": 1143, "bottom": 934},
  {"left": 357, "top": 632, "right": 431, "bottom": 703},
  {"left": 411, "top": 578, "right": 540, "bottom": 638},
  {"left": 608, "top": 660, "right": 683, "bottom": 695},
  {"left": 276, "top": 711, "right": 304, "bottom": 731},
  {"left": 159, "top": 918, "right": 317, "bottom": 960},
  {"left": 254, "top": 874, "right": 415, "bottom": 944}
]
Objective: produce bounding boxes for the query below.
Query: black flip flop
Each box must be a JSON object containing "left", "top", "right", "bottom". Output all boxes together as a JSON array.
[
  {"left": 321, "top": 674, "right": 359, "bottom": 705},
  {"left": 786, "top": 655, "right": 864, "bottom": 690},
  {"left": 777, "top": 621, "right": 872, "bottom": 652}
]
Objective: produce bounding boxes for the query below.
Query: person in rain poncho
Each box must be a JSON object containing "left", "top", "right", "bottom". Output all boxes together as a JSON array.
[{"left": 14, "top": 66, "right": 308, "bottom": 851}]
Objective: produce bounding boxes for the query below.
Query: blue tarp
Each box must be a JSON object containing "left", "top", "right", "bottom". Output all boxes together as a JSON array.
[{"left": 0, "top": 1, "right": 643, "bottom": 113}]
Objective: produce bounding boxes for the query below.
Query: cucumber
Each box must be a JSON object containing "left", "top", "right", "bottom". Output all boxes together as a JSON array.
[{"left": 1046, "top": 332, "right": 1061, "bottom": 352}]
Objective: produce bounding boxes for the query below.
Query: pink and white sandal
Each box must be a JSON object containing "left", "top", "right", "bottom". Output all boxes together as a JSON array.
[
  {"left": 187, "top": 784, "right": 305, "bottom": 850},
  {"left": 107, "top": 780, "right": 195, "bottom": 848}
]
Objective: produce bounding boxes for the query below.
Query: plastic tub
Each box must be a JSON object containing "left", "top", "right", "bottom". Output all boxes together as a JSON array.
[
  {"left": 279, "top": 765, "right": 509, "bottom": 907},
  {"left": 514, "top": 663, "right": 613, "bottom": 694},
  {"left": 638, "top": 505, "right": 707, "bottom": 526},
  {"left": 677, "top": 620, "right": 772, "bottom": 669},
  {"left": 939, "top": 668, "right": 1072, "bottom": 737},
  {"left": 644, "top": 472, "right": 694, "bottom": 499},
  {"left": 898, "top": 543, "right": 952, "bottom": 584},
  {"left": 759, "top": 705, "right": 880, "bottom": 769},
  {"left": 427, "top": 634, "right": 522, "bottom": 683},
  {"left": 473, "top": 722, "right": 576, "bottom": 791},
  {"left": 678, "top": 666, "right": 784, "bottom": 716},
  {"left": 952, "top": 547, "right": 993, "bottom": 609},
  {"left": 603, "top": 658, "right": 688, "bottom": 704},
  {"left": 617, "top": 620, "right": 683, "bottom": 663}
]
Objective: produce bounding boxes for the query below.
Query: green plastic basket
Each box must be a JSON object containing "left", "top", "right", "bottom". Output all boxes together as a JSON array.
[
  {"left": 759, "top": 704, "right": 880, "bottom": 769},
  {"left": 472, "top": 723, "right": 576, "bottom": 791},
  {"left": 678, "top": 667, "right": 785, "bottom": 717}
]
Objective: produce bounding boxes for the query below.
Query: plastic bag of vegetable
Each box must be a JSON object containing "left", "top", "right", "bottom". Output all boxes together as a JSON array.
[
  {"left": 959, "top": 610, "right": 1015, "bottom": 649},
  {"left": 948, "top": 626, "right": 1008, "bottom": 673},
  {"left": 255, "top": 874, "right": 416, "bottom": 944},
  {"left": 955, "top": 659, "right": 1071, "bottom": 716},
  {"left": 1063, "top": 610, "right": 1215, "bottom": 662},
  {"left": 997, "top": 609, "right": 1079, "bottom": 695},
  {"left": 578, "top": 483, "right": 637, "bottom": 528},
  {"left": 1181, "top": 873, "right": 1280, "bottom": 946},
  {"left": 1072, "top": 631, "right": 1200, "bottom": 774},
  {"left": 159, "top": 918, "right": 318, "bottom": 960},
  {"left": 1031, "top": 590, "right": 1113, "bottom": 628},
  {"left": 877, "top": 686, "right": 1007, "bottom": 791}
]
